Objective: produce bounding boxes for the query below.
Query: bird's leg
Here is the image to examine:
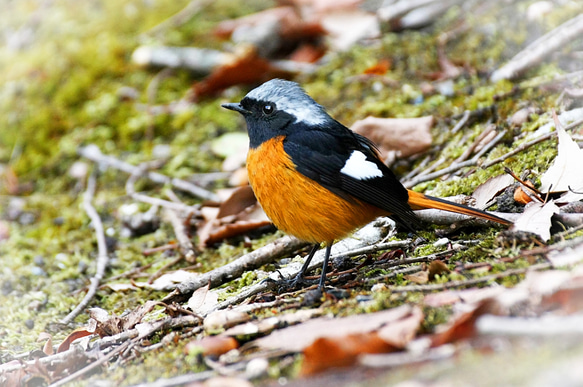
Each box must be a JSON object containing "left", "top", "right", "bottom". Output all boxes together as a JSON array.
[
  {"left": 297, "top": 243, "right": 320, "bottom": 279},
  {"left": 317, "top": 244, "right": 332, "bottom": 290}
]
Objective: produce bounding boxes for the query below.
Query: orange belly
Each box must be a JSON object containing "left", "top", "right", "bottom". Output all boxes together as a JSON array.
[{"left": 247, "top": 136, "right": 383, "bottom": 244}]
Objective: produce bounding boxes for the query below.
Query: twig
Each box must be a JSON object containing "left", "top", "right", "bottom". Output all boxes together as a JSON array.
[
  {"left": 61, "top": 173, "right": 109, "bottom": 324},
  {"left": 78, "top": 144, "right": 219, "bottom": 202},
  {"left": 50, "top": 340, "right": 133, "bottom": 387},
  {"left": 482, "top": 131, "right": 554, "bottom": 169},
  {"left": 125, "top": 160, "right": 202, "bottom": 214},
  {"left": 146, "top": 68, "right": 174, "bottom": 141},
  {"left": 392, "top": 263, "right": 551, "bottom": 292},
  {"left": 163, "top": 236, "right": 309, "bottom": 303},
  {"left": 451, "top": 110, "right": 471, "bottom": 134},
  {"left": 360, "top": 345, "right": 456, "bottom": 368},
  {"left": 453, "top": 124, "right": 495, "bottom": 164},
  {"left": 140, "top": 0, "right": 214, "bottom": 39},
  {"left": 404, "top": 130, "right": 507, "bottom": 188},
  {"left": 162, "top": 208, "right": 196, "bottom": 263},
  {"left": 491, "top": 13, "right": 583, "bottom": 82}
]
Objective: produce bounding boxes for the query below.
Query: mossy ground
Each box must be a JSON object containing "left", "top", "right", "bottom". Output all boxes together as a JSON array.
[{"left": 1, "top": 0, "right": 583, "bottom": 384}]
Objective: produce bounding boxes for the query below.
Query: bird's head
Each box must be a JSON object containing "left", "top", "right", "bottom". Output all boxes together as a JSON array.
[{"left": 222, "top": 79, "right": 331, "bottom": 148}]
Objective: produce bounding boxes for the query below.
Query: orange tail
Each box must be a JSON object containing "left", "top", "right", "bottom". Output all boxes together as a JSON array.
[{"left": 407, "top": 190, "right": 511, "bottom": 225}]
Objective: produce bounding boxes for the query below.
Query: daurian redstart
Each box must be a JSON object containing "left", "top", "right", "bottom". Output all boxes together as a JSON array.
[{"left": 223, "top": 79, "right": 510, "bottom": 290}]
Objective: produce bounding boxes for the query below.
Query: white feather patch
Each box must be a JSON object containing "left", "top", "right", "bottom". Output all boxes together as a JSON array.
[{"left": 340, "top": 151, "right": 383, "bottom": 180}]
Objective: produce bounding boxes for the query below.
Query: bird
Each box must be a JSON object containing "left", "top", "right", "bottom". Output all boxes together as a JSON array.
[{"left": 222, "top": 79, "right": 511, "bottom": 290}]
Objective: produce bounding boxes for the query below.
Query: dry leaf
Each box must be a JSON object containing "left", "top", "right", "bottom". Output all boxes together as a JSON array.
[
  {"left": 404, "top": 271, "right": 429, "bottom": 284},
  {"left": 540, "top": 121, "right": 583, "bottom": 202},
  {"left": 192, "top": 48, "right": 285, "bottom": 100},
  {"left": 376, "top": 306, "right": 424, "bottom": 348},
  {"left": 301, "top": 332, "right": 394, "bottom": 375},
  {"left": 185, "top": 336, "right": 239, "bottom": 357},
  {"left": 513, "top": 182, "right": 536, "bottom": 205},
  {"left": 472, "top": 174, "right": 515, "bottom": 208},
  {"left": 511, "top": 200, "right": 559, "bottom": 242},
  {"left": 197, "top": 186, "right": 271, "bottom": 247},
  {"left": 320, "top": 10, "right": 379, "bottom": 51},
  {"left": 430, "top": 299, "right": 499, "bottom": 347},
  {"left": 363, "top": 59, "right": 391, "bottom": 75},
  {"left": 188, "top": 283, "right": 219, "bottom": 315},
  {"left": 37, "top": 332, "right": 53, "bottom": 355},
  {"left": 351, "top": 116, "right": 433, "bottom": 161},
  {"left": 56, "top": 328, "right": 93, "bottom": 353},
  {"left": 253, "top": 305, "right": 415, "bottom": 352}
]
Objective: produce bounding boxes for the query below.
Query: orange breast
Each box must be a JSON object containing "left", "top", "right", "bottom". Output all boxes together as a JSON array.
[{"left": 246, "top": 136, "right": 383, "bottom": 244}]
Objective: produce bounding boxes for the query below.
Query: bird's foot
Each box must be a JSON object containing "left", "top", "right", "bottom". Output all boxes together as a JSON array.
[{"left": 262, "top": 272, "right": 317, "bottom": 293}]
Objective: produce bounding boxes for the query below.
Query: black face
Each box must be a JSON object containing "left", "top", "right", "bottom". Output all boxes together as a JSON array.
[{"left": 232, "top": 97, "right": 297, "bottom": 148}]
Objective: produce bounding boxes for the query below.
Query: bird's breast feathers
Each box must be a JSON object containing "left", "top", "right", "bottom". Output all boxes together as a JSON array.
[{"left": 246, "top": 136, "right": 382, "bottom": 243}]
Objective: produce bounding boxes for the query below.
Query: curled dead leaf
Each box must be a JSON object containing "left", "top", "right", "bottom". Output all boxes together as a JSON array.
[{"left": 197, "top": 186, "right": 272, "bottom": 248}]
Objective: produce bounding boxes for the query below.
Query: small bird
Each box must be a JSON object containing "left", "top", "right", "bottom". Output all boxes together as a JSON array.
[{"left": 223, "top": 79, "right": 510, "bottom": 290}]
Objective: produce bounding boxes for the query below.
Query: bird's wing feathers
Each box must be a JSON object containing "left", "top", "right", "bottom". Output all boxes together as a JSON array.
[{"left": 283, "top": 123, "right": 419, "bottom": 226}]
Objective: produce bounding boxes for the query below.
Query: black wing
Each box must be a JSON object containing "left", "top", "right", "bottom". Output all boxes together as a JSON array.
[{"left": 283, "top": 121, "right": 420, "bottom": 228}]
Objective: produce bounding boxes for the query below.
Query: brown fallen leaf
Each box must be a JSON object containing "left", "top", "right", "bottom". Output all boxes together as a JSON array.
[
  {"left": 192, "top": 47, "right": 288, "bottom": 100},
  {"left": 197, "top": 186, "right": 271, "bottom": 247},
  {"left": 513, "top": 181, "right": 537, "bottom": 205},
  {"left": 253, "top": 305, "right": 417, "bottom": 352},
  {"left": 87, "top": 301, "right": 158, "bottom": 338},
  {"left": 301, "top": 332, "right": 395, "bottom": 375},
  {"left": 430, "top": 299, "right": 499, "bottom": 347},
  {"left": 185, "top": 336, "right": 239, "bottom": 357},
  {"left": 351, "top": 116, "right": 433, "bottom": 162},
  {"left": 376, "top": 306, "right": 424, "bottom": 348},
  {"left": 214, "top": 6, "right": 324, "bottom": 44},
  {"left": 56, "top": 328, "right": 93, "bottom": 353}
]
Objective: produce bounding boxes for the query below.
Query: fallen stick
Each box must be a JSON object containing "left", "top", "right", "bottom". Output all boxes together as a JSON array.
[
  {"left": 61, "top": 173, "right": 109, "bottom": 324},
  {"left": 491, "top": 13, "right": 583, "bottom": 82},
  {"left": 78, "top": 144, "right": 219, "bottom": 202}
]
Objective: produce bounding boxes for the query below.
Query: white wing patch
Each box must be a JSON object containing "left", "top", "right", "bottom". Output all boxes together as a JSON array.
[{"left": 340, "top": 151, "right": 383, "bottom": 180}]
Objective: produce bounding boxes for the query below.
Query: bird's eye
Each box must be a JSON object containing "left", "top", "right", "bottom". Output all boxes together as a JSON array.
[{"left": 262, "top": 103, "right": 275, "bottom": 115}]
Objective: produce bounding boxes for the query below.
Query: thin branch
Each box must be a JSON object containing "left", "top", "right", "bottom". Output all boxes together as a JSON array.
[
  {"left": 404, "top": 130, "right": 507, "bottom": 188},
  {"left": 391, "top": 263, "right": 551, "bottom": 292},
  {"left": 61, "top": 172, "right": 109, "bottom": 324},
  {"left": 162, "top": 207, "right": 196, "bottom": 263},
  {"left": 140, "top": 0, "right": 214, "bottom": 39},
  {"left": 163, "top": 236, "right": 309, "bottom": 303},
  {"left": 491, "top": 13, "right": 583, "bottom": 82},
  {"left": 79, "top": 144, "right": 219, "bottom": 202}
]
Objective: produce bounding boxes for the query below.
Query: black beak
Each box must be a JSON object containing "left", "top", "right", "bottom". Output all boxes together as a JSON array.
[{"left": 222, "top": 103, "right": 251, "bottom": 115}]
